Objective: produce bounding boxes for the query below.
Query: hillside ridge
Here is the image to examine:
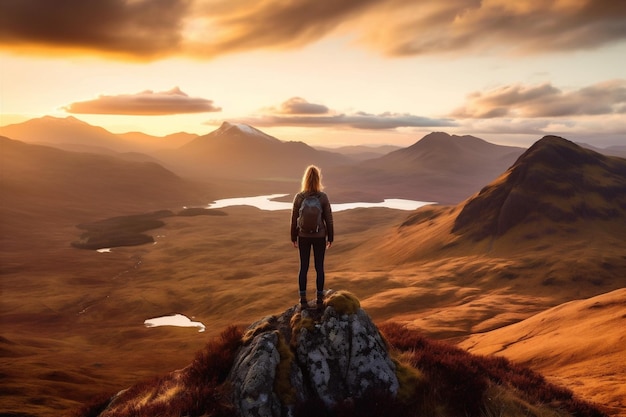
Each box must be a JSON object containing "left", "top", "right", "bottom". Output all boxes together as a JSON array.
[{"left": 453, "top": 135, "right": 626, "bottom": 240}]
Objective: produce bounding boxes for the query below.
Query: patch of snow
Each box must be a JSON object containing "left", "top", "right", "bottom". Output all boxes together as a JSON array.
[{"left": 233, "top": 123, "right": 261, "bottom": 136}]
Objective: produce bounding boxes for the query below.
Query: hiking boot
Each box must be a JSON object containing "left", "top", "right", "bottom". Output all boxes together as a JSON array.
[
  {"left": 316, "top": 290, "right": 325, "bottom": 309},
  {"left": 300, "top": 298, "right": 308, "bottom": 309}
]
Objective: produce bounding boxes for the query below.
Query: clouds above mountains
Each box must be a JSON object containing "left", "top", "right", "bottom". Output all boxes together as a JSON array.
[
  {"left": 452, "top": 80, "right": 626, "bottom": 119},
  {"left": 1, "top": 0, "right": 625, "bottom": 59},
  {"left": 273, "top": 97, "right": 330, "bottom": 115},
  {"left": 240, "top": 97, "right": 456, "bottom": 130},
  {"left": 64, "top": 87, "right": 221, "bottom": 115}
]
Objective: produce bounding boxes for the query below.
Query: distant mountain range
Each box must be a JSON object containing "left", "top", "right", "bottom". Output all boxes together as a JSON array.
[
  {"left": 314, "top": 144, "right": 402, "bottom": 161},
  {"left": 0, "top": 116, "right": 198, "bottom": 153},
  {"left": 0, "top": 136, "right": 206, "bottom": 222},
  {"left": 2, "top": 116, "right": 624, "bottom": 206},
  {"left": 327, "top": 132, "right": 525, "bottom": 204}
]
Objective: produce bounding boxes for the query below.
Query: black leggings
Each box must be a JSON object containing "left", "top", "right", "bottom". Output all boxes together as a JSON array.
[{"left": 298, "top": 236, "right": 326, "bottom": 293}]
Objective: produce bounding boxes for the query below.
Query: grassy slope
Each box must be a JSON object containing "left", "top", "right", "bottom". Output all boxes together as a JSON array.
[
  {"left": 1, "top": 205, "right": 624, "bottom": 416},
  {"left": 2, "top": 136, "right": 624, "bottom": 417},
  {"left": 459, "top": 289, "right": 626, "bottom": 416}
]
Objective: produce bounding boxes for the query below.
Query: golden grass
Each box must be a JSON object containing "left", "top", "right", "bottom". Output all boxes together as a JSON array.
[
  {"left": 460, "top": 289, "right": 626, "bottom": 415},
  {"left": 392, "top": 356, "right": 426, "bottom": 404},
  {"left": 1, "top": 200, "right": 624, "bottom": 416}
]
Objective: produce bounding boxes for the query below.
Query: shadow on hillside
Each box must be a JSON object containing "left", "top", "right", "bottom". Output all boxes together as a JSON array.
[{"left": 71, "top": 208, "right": 227, "bottom": 250}]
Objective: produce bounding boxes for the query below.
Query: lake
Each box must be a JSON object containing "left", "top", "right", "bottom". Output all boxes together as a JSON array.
[
  {"left": 144, "top": 314, "right": 206, "bottom": 332},
  {"left": 207, "top": 194, "right": 434, "bottom": 212}
]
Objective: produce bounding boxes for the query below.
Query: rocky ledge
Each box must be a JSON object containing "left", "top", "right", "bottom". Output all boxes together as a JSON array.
[{"left": 230, "top": 290, "right": 398, "bottom": 417}]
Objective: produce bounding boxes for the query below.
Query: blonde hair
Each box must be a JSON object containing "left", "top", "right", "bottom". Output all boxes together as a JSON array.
[{"left": 300, "top": 165, "right": 323, "bottom": 193}]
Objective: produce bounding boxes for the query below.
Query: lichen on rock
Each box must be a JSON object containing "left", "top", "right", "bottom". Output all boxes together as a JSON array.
[{"left": 228, "top": 290, "right": 399, "bottom": 417}]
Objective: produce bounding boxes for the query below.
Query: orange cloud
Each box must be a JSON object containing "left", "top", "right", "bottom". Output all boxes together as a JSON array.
[
  {"left": 356, "top": 0, "right": 626, "bottom": 56},
  {"left": 451, "top": 80, "right": 626, "bottom": 119},
  {"left": 63, "top": 87, "right": 222, "bottom": 115},
  {"left": 1, "top": 0, "right": 624, "bottom": 60}
]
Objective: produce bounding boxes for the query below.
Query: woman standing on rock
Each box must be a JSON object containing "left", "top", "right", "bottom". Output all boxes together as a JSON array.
[{"left": 291, "top": 165, "right": 334, "bottom": 309}]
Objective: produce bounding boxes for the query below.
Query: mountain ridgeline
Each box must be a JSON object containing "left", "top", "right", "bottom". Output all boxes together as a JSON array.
[
  {"left": 453, "top": 135, "right": 626, "bottom": 240},
  {"left": 1, "top": 116, "right": 530, "bottom": 204},
  {"left": 328, "top": 132, "right": 524, "bottom": 204}
]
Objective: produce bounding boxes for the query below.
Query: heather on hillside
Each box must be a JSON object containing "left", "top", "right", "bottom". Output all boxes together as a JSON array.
[{"left": 73, "top": 322, "right": 606, "bottom": 417}]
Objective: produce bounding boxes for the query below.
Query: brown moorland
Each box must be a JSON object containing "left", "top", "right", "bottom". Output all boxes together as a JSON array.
[
  {"left": 460, "top": 288, "right": 626, "bottom": 416},
  {"left": 70, "top": 306, "right": 606, "bottom": 417},
  {"left": 1, "top": 133, "right": 624, "bottom": 416}
]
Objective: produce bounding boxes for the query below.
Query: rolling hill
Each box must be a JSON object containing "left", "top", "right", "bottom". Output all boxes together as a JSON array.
[
  {"left": 313, "top": 144, "right": 402, "bottom": 161},
  {"left": 327, "top": 132, "right": 525, "bottom": 204},
  {"left": 459, "top": 288, "right": 626, "bottom": 415},
  {"left": 0, "top": 116, "right": 197, "bottom": 153},
  {"left": 0, "top": 136, "right": 209, "bottom": 252},
  {"left": 117, "top": 130, "right": 198, "bottom": 150},
  {"left": 0, "top": 116, "right": 138, "bottom": 152},
  {"left": 358, "top": 135, "right": 626, "bottom": 337},
  {"left": 378, "top": 135, "right": 626, "bottom": 268}
]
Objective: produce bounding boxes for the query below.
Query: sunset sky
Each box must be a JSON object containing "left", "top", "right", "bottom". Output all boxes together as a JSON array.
[{"left": 1, "top": 0, "right": 625, "bottom": 148}]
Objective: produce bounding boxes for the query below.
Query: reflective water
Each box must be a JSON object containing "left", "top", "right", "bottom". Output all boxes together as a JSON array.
[
  {"left": 144, "top": 314, "right": 206, "bottom": 332},
  {"left": 207, "top": 194, "right": 434, "bottom": 212}
]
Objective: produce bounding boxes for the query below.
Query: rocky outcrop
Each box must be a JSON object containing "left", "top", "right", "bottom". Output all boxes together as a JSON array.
[{"left": 229, "top": 290, "right": 399, "bottom": 417}]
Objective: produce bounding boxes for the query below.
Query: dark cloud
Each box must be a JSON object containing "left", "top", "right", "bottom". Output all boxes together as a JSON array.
[
  {"left": 64, "top": 87, "right": 222, "bottom": 115},
  {"left": 451, "top": 80, "right": 626, "bottom": 118},
  {"left": 238, "top": 100, "right": 455, "bottom": 129},
  {"left": 2, "top": 0, "right": 624, "bottom": 59},
  {"left": 0, "top": 0, "right": 190, "bottom": 58}
]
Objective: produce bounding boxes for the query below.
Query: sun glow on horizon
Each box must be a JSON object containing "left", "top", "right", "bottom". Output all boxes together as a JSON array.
[{"left": 1, "top": 1, "right": 625, "bottom": 148}]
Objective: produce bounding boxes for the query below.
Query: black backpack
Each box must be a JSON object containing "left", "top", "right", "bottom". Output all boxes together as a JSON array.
[{"left": 298, "top": 193, "right": 323, "bottom": 233}]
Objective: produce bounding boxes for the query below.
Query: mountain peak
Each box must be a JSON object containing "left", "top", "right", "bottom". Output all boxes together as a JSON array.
[
  {"left": 215, "top": 121, "right": 276, "bottom": 140},
  {"left": 453, "top": 135, "right": 626, "bottom": 240},
  {"left": 415, "top": 131, "right": 482, "bottom": 146},
  {"left": 515, "top": 135, "right": 604, "bottom": 168}
]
